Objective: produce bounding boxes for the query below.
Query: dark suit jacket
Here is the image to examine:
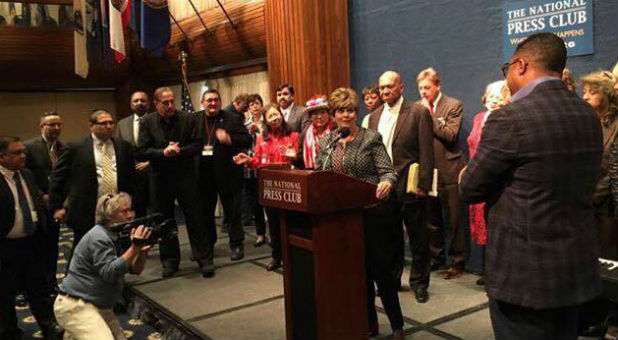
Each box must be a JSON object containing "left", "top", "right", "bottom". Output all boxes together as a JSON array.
[
  {"left": 286, "top": 103, "right": 309, "bottom": 133},
  {"left": 416, "top": 94, "right": 466, "bottom": 186},
  {"left": 137, "top": 110, "right": 202, "bottom": 175},
  {"left": 115, "top": 114, "right": 139, "bottom": 147},
  {"left": 196, "top": 110, "right": 252, "bottom": 191},
  {"left": 459, "top": 79, "right": 603, "bottom": 308},
  {"left": 24, "top": 136, "right": 66, "bottom": 194},
  {"left": 49, "top": 136, "right": 135, "bottom": 234},
  {"left": 368, "top": 99, "right": 434, "bottom": 200},
  {"left": 0, "top": 168, "right": 48, "bottom": 238}
]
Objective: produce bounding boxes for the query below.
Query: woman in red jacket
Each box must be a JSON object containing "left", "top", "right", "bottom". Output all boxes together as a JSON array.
[
  {"left": 233, "top": 103, "right": 299, "bottom": 270},
  {"left": 467, "top": 80, "right": 509, "bottom": 285}
]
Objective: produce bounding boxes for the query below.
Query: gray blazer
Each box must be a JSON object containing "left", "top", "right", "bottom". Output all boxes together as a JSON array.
[
  {"left": 286, "top": 103, "right": 309, "bottom": 133},
  {"left": 316, "top": 128, "right": 397, "bottom": 186}
]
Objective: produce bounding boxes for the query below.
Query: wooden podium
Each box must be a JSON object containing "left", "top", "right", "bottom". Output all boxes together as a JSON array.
[{"left": 258, "top": 166, "right": 379, "bottom": 340}]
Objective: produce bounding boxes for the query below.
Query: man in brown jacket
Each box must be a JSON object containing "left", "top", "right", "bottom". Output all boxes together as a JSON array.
[
  {"left": 368, "top": 70, "right": 434, "bottom": 303},
  {"left": 416, "top": 68, "right": 467, "bottom": 279}
]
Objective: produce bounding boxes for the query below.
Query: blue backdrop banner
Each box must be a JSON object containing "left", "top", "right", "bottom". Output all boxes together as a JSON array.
[{"left": 503, "top": 0, "right": 594, "bottom": 61}]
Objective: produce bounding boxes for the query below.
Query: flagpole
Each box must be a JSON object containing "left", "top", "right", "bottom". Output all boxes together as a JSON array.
[{"left": 179, "top": 50, "right": 194, "bottom": 112}]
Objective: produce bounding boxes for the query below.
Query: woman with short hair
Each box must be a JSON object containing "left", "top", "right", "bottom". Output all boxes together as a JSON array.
[
  {"left": 316, "top": 87, "right": 403, "bottom": 340},
  {"left": 466, "top": 80, "right": 510, "bottom": 286}
]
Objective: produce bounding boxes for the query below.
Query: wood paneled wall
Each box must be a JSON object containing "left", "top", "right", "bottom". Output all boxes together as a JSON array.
[
  {"left": 264, "top": 0, "right": 350, "bottom": 104},
  {"left": 0, "top": 26, "right": 129, "bottom": 90}
]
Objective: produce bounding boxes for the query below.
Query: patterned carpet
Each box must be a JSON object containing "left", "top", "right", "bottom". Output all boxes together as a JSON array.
[{"left": 13, "top": 227, "right": 162, "bottom": 340}]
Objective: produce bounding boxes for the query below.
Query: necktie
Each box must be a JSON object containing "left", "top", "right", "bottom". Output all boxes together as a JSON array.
[
  {"left": 428, "top": 101, "right": 434, "bottom": 115},
  {"left": 48, "top": 143, "right": 58, "bottom": 169},
  {"left": 100, "top": 142, "right": 117, "bottom": 195},
  {"left": 14, "top": 172, "right": 36, "bottom": 235}
]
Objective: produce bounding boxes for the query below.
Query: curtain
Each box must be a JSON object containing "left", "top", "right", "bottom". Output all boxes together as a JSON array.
[
  {"left": 170, "top": 70, "right": 270, "bottom": 112},
  {"left": 168, "top": 0, "right": 233, "bottom": 21}
]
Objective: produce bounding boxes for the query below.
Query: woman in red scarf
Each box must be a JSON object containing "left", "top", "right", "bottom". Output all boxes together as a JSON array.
[
  {"left": 299, "top": 95, "right": 334, "bottom": 169},
  {"left": 233, "top": 103, "right": 299, "bottom": 271}
]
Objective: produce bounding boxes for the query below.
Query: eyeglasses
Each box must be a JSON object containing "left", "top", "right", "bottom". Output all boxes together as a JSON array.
[
  {"left": 501, "top": 61, "right": 517, "bottom": 77},
  {"left": 94, "top": 121, "right": 115, "bottom": 126},
  {"left": 43, "top": 123, "right": 63, "bottom": 127}
]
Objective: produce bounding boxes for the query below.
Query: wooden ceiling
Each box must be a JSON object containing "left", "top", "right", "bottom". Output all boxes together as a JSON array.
[
  {"left": 0, "top": 0, "right": 265, "bottom": 91},
  {"left": 132, "top": 0, "right": 266, "bottom": 85}
]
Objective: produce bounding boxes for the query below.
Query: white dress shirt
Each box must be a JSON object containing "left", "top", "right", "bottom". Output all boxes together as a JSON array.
[
  {"left": 281, "top": 102, "right": 295, "bottom": 122},
  {"left": 133, "top": 114, "right": 142, "bottom": 145},
  {"left": 0, "top": 165, "right": 38, "bottom": 239},
  {"left": 429, "top": 92, "right": 442, "bottom": 115},
  {"left": 92, "top": 134, "right": 117, "bottom": 197},
  {"left": 378, "top": 96, "right": 404, "bottom": 161}
]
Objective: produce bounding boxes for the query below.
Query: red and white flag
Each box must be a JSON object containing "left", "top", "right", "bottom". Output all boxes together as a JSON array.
[{"left": 109, "top": 0, "right": 131, "bottom": 63}]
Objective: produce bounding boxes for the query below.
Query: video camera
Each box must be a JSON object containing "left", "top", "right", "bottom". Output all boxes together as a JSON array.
[{"left": 108, "top": 213, "right": 177, "bottom": 247}]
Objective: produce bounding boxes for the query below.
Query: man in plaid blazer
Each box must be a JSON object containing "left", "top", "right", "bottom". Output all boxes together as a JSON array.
[{"left": 459, "top": 33, "right": 603, "bottom": 340}]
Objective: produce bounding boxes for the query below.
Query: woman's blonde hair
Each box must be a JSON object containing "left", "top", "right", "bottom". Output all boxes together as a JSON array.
[
  {"left": 328, "top": 87, "right": 359, "bottom": 114},
  {"left": 95, "top": 192, "right": 132, "bottom": 225},
  {"left": 580, "top": 70, "right": 618, "bottom": 125},
  {"left": 481, "top": 80, "right": 511, "bottom": 106}
]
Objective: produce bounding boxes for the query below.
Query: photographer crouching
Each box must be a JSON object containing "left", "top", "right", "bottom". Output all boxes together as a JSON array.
[{"left": 54, "top": 192, "right": 151, "bottom": 340}]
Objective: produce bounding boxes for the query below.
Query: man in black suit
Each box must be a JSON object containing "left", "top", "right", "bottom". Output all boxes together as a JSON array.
[
  {"left": 49, "top": 110, "right": 135, "bottom": 247},
  {"left": 0, "top": 136, "right": 63, "bottom": 340},
  {"left": 367, "top": 70, "right": 434, "bottom": 303},
  {"left": 24, "top": 111, "right": 66, "bottom": 284},
  {"left": 197, "top": 89, "right": 252, "bottom": 261},
  {"left": 459, "top": 33, "right": 603, "bottom": 340},
  {"left": 138, "top": 87, "right": 214, "bottom": 278},
  {"left": 115, "top": 91, "right": 151, "bottom": 217},
  {"left": 276, "top": 84, "right": 309, "bottom": 132}
]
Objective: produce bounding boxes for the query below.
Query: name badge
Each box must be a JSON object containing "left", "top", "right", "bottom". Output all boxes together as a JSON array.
[{"left": 202, "top": 145, "right": 214, "bottom": 156}]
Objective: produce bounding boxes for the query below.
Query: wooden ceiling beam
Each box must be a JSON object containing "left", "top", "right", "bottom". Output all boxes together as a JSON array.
[{"left": 7, "top": 0, "right": 73, "bottom": 5}]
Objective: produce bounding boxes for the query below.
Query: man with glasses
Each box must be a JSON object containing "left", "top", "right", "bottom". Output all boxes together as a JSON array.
[
  {"left": 25, "top": 111, "right": 67, "bottom": 287},
  {"left": 49, "top": 109, "right": 135, "bottom": 248},
  {"left": 460, "top": 33, "right": 603, "bottom": 339}
]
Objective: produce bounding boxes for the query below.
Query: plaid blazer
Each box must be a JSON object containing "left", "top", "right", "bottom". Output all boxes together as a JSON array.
[{"left": 459, "top": 79, "right": 603, "bottom": 309}]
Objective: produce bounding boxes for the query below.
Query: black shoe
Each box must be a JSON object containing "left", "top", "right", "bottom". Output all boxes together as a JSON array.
[
  {"left": 15, "top": 294, "right": 27, "bottom": 308},
  {"left": 162, "top": 265, "right": 179, "bottom": 278},
  {"left": 43, "top": 323, "right": 64, "bottom": 340},
  {"left": 253, "top": 237, "right": 268, "bottom": 248},
  {"left": 231, "top": 247, "right": 244, "bottom": 261},
  {"left": 414, "top": 287, "right": 429, "bottom": 303},
  {"left": 199, "top": 260, "right": 215, "bottom": 278},
  {"left": 476, "top": 276, "right": 485, "bottom": 286},
  {"left": 430, "top": 261, "right": 446, "bottom": 271},
  {"left": 266, "top": 259, "right": 282, "bottom": 271}
]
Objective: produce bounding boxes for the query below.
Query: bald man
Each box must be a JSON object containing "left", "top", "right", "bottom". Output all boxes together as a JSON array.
[{"left": 366, "top": 70, "right": 434, "bottom": 303}]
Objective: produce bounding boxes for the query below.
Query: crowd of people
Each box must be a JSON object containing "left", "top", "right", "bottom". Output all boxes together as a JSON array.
[{"left": 1, "top": 32, "right": 617, "bottom": 340}]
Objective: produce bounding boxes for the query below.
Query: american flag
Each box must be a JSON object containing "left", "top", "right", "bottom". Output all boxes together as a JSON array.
[{"left": 181, "top": 81, "right": 195, "bottom": 114}]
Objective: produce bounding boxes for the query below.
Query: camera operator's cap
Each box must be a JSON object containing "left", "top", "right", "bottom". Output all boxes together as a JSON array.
[{"left": 304, "top": 95, "right": 329, "bottom": 115}]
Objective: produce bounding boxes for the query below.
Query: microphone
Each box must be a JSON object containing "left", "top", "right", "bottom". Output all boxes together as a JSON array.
[
  {"left": 321, "top": 127, "right": 352, "bottom": 170},
  {"left": 324, "top": 127, "right": 351, "bottom": 150}
]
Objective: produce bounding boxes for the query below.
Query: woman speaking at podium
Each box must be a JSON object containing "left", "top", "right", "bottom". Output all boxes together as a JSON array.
[
  {"left": 233, "top": 104, "right": 300, "bottom": 271},
  {"left": 316, "top": 88, "right": 404, "bottom": 340}
]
